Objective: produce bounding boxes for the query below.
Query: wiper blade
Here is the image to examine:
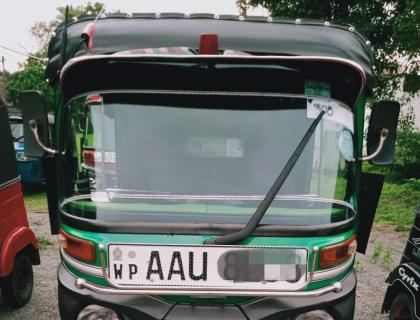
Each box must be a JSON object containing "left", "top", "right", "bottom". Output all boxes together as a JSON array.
[{"left": 204, "top": 110, "right": 325, "bottom": 245}]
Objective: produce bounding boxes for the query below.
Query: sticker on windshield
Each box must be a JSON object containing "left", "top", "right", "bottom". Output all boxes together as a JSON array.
[
  {"left": 187, "top": 137, "right": 244, "bottom": 158},
  {"left": 307, "top": 98, "right": 353, "bottom": 133},
  {"left": 304, "top": 80, "right": 331, "bottom": 98},
  {"left": 339, "top": 129, "right": 354, "bottom": 162}
]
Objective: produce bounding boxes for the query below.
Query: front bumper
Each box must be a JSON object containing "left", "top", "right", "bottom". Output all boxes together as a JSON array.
[{"left": 58, "top": 263, "right": 356, "bottom": 320}]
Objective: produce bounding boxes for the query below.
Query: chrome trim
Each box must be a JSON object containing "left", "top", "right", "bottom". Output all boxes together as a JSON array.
[
  {"left": 61, "top": 54, "right": 366, "bottom": 109},
  {"left": 61, "top": 193, "right": 355, "bottom": 213},
  {"left": 61, "top": 249, "right": 103, "bottom": 277},
  {"left": 0, "top": 176, "right": 21, "bottom": 190},
  {"left": 75, "top": 277, "right": 343, "bottom": 297},
  {"left": 312, "top": 255, "right": 354, "bottom": 281},
  {"left": 97, "top": 244, "right": 318, "bottom": 293},
  {"left": 62, "top": 245, "right": 353, "bottom": 283},
  {"left": 360, "top": 128, "right": 389, "bottom": 161}
]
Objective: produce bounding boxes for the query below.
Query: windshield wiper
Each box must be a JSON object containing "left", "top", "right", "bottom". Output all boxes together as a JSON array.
[{"left": 204, "top": 110, "right": 325, "bottom": 245}]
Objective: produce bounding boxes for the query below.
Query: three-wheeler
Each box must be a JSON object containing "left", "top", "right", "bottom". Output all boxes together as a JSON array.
[
  {"left": 20, "top": 13, "right": 401, "bottom": 320},
  {"left": 0, "top": 98, "right": 40, "bottom": 308},
  {"left": 382, "top": 207, "right": 420, "bottom": 320}
]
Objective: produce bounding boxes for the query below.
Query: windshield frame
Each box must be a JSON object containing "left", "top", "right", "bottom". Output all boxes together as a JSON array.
[{"left": 58, "top": 90, "right": 357, "bottom": 236}]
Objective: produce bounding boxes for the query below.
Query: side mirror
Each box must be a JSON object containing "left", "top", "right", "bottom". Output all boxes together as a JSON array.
[
  {"left": 19, "top": 91, "right": 51, "bottom": 157},
  {"left": 366, "top": 100, "right": 400, "bottom": 165}
]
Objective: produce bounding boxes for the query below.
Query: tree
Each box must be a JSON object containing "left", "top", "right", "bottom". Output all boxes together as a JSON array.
[
  {"left": 56, "top": 2, "right": 106, "bottom": 24},
  {"left": 237, "top": 0, "right": 419, "bottom": 100},
  {"left": 5, "top": 57, "right": 54, "bottom": 109},
  {"left": 5, "top": 2, "right": 106, "bottom": 109},
  {"left": 30, "top": 21, "right": 56, "bottom": 58}
]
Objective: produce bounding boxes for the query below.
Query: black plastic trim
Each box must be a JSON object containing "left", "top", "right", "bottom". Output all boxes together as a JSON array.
[{"left": 60, "top": 209, "right": 355, "bottom": 237}]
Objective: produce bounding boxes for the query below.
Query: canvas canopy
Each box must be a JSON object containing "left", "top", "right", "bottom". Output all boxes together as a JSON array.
[{"left": 46, "top": 14, "right": 375, "bottom": 88}]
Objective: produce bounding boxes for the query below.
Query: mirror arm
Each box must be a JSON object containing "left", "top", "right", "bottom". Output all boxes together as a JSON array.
[
  {"left": 28, "top": 119, "right": 58, "bottom": 155},
  {"left": 360, "top": 128, "right": 389, "bottom": 161}
]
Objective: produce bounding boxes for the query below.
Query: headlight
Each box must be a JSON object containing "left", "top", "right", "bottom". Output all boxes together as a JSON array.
[
  {"left": 77, "top": 305, "right": 119, "bottom": 320},
  {"left": 294, "top": 310, "right": 334, "bottom": 320},
  {"left": 16, "top": 152, "right": 27, "bottom": 161}
]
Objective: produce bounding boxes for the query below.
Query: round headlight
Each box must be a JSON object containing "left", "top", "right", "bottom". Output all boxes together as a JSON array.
[
  {"left": 77, "top": 305, "right": 119, "bottom": 320},
  {"left": 16, "top": 152, "right": 27, "bottom": 161},
  {"left": 295, "top": 310, "right": 334, "bottom": 320}
]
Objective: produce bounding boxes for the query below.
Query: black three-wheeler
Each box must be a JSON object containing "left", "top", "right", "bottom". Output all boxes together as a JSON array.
[{"left": 383, "top": 207, "right": 420, "bottom": 320}]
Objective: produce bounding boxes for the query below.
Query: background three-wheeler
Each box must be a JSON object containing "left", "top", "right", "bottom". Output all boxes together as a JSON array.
[
  {"left": 382, "top": 207, "right": 420, "bottom": 320},
  {"left": 9, "top": 114, "right": 54, "bottom": 185},
  {"left": 20, "top": 13, "right": 401, "bottom": 320},
  {"left": 0, "top": 98, "right": 40, "bottom": 308}
]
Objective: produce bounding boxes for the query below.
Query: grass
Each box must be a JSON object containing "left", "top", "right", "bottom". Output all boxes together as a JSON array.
[
  {"left": 37, "top": 236, "right": 53, "bottom": 250},
  {"left": 373, "top": 180, "right": 420, "bottom": 230},
  {"left": 23, "top": 187, "right": 48, "bottom": 213}
]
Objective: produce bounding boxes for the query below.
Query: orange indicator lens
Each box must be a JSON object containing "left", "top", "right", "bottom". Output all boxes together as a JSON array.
[
  {"left": 319, "top": 236, "right": 357, "bottom": 268},
  {"left": 59, "top": 229, "right": 96, "bottom": 263}
]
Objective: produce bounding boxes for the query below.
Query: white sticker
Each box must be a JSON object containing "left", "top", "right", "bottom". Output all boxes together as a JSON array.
[
  {"left": 339, "top": 129, "right": 354, "bottom": 161},
  {"left": 307, "top": 98, "right": 354, "bottom": 133}
]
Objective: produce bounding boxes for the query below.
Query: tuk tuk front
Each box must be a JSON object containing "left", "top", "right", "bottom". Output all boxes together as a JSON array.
[{"left": 20, "top": 14, "right": 400, "bottom": 320}]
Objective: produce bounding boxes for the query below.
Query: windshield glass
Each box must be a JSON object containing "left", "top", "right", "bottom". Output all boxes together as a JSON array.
[
  {"left": 10, "top": 122, "right": 23, "bottom": 141},
  {"left": 61, "top": 92, "right": 355, "bottom": 226}
]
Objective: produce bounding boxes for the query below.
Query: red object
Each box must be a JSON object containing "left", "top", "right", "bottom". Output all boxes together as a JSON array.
[
  {"left": 86, "top": 95, "right": 103, "bottom": 105},
  {"left": 82, "top": 22, "right": 96, "bottom": 53},
  {"left": 59, "top": 229, "right": 96, "bottom": 263},
  {"left": 0, "top": 181, "right": 39, "bottom": 277},
  {"left": 82, "top": 148, "right": 96, "bottom": 168},
  {"left": 319, "top": 236, "right": 357, "bottom": 268},
  {"left": 199, "top": 34, "right": 219, "bottom": 55}
]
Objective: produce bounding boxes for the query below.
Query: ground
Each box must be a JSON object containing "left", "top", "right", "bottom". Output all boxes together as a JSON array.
[{"left": 0, "top": 211, "right": 410, "bottom": 320}]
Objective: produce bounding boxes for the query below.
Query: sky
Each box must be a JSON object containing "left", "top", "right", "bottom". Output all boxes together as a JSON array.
[{"left": 0, "top": 0, "right": 268, "bottom": 72}]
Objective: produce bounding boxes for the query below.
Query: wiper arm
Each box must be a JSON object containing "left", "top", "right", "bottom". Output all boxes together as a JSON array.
[{"left": 204, "top": 110, "right": 325, "bottom": 245}]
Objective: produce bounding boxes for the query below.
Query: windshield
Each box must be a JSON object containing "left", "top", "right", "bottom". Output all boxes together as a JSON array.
[
  {"left": 10, "top": 122, "right": 23, "bottom": 141},
  {"left": 61, "top": 92, "right": 355, "bottom": 227}
]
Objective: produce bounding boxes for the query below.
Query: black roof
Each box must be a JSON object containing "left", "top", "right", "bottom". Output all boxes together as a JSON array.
[{"left": 47, "top": 14, "right": 375, "bottom": 88}]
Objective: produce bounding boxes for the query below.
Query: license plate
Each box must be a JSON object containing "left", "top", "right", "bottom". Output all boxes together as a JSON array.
[{"left": 108, "top": 244, "right": 308, "bottom": 290}]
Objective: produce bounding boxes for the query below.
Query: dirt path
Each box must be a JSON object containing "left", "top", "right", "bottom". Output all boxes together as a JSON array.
[
  {"left": 0, "top": 213, "right": 409, "bottom": 320},
  {"left": 0, "top": 212, "right": 59, "bottom": 320},
  {"left": 354, "top": 226, "right": 409, "bottom": 320}
]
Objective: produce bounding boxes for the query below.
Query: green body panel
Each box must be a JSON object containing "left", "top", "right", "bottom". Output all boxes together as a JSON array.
[
  {"left": 62, "top": 223, "right": 354, "bottom": 269},
  {"left": 61, "top": 223, "right": 354, "bottom": 303}
]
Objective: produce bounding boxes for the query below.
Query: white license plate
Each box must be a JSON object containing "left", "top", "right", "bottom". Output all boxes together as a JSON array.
[{"left": 108, "top": 244, "right": 308, "bottom": 290}]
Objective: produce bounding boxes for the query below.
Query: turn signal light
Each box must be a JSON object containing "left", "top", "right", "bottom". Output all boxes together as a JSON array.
[
  {"left": 319, "top": 236, "right": 357, "bottom": 268},
  {"left": 59, "top": 229, "right": 96, "bottom": 263}
]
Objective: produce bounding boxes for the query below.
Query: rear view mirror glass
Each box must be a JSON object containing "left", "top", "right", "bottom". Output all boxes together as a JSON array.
[
  {"left": 19, "top": 91, "right": 50, "bottom": 157},
  {"left": 367, "top": 100, "right": 400, "bottom": 165}
]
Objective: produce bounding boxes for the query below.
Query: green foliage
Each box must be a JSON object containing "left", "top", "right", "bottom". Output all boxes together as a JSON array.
[
  {"left": 5, "top": 2, "right": 106, "bottom": 109},
  {"left": 373, "top": 178, "right": 420, "bottom": 230},
  {"left": 382, "top": 250, "right": 393, "bottom": 270},
  {"left": 56, "top": 2, "right": 106, "bottom": 23},
  {"left": 393, "top": 130, "right": 420, "bottom": 179},
  {"left": 23, "top": 190, "right": 48, "bottom": 213},
  {"left": 353, "top": 259, "right": 363, "bottom": 272},
  {"left": 36, "top": 236, "right": 53, "bottom": 250},
  {"left": 390, "top": 107, "right": 420, "bottom": 179},
  {"left": 30, "top": 21, "right": 56, "bottom": 58},
  {"left": 237, "top": 0, "right": 420, "bottom": 99},
  {"left": 372, "top": 243, "right": 383, "bottom": 262},
  {"left": 5, "top": 58, "right": 54, "bottom": 109}
]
